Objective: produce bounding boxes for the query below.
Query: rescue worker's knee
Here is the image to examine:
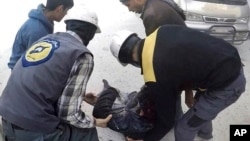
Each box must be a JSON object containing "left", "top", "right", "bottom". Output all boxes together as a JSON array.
[{"left": 187, "top": 115, "right": 206, "bottom": 128}]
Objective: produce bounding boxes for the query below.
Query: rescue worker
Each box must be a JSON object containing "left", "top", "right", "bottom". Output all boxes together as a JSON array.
[
  {"left": 0, "top": 6, "right": 111, "bottom": 141},
  {"left": 109, "top": 25, "right": 246, "bottom": 141},
  {"left": 8, "top": 0, "right": 74, "bottom": 70},
  {"left": 119, "top": 1, "right": 191, "bottom": 133}
]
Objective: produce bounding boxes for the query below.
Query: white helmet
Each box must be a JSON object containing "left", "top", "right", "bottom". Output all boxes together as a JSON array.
[
  {"left": 64, "top": 5, "right": 101, "bottom": 33},
  {"left": 110, "top": 30, "right": 137, "bottom": 66}
]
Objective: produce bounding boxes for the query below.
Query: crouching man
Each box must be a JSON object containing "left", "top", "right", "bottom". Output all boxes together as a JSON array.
[{"left": 108, "top": 25, "right": 246, "bottom": 141}]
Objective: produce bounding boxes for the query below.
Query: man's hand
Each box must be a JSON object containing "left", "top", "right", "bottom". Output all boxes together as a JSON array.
[
  {"left": 126, "top": 137, "right": 143, "bottom": 141},
  {"left": 95, "top": 114, "right": 112, "bottom": 128},
  {"left": 185, "top": 89, "right": 194, "bottom": 108},
  {"left": 83, "top": 92, "right": 97, "bottom": 105}
]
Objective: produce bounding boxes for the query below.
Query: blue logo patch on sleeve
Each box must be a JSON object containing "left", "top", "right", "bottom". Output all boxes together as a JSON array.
[{"left": 22, "top": 38, "right": 60, "bottom": 67}]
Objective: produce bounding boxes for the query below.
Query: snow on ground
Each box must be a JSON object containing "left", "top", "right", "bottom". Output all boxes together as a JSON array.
[{"left": 0, "top": 0, "right": 250, "bottom": 141}]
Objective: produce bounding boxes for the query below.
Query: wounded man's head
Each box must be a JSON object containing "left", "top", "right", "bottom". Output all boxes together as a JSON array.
[{"left": 92, "top": 79, "right": 155, "bottom": 139}]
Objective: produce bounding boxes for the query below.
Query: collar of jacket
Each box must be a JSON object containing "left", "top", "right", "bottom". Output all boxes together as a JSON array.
[{"left": 66, "top": 30, "right": 83, "bottom": 44}]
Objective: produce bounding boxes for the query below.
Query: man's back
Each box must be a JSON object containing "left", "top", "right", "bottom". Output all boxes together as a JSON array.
[
  {"left": 0, "top": 32, "right": 87, "bottom": 133},
  {"left": 142, "top": 25, "right": 241, "bottom": 89},
  {"left": 141, "top": 0, "right": 186, "bottom": 35}
]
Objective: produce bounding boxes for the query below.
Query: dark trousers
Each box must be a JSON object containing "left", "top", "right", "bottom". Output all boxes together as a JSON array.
[
  {"left": 175, "top": 68, "right": 246, "bottom": 141},
  {"left": 175, "top": 92, "right": 184, "bottom": 121},
  {"left": 2, "top": 118, "right": 99, "bottom": 141}
]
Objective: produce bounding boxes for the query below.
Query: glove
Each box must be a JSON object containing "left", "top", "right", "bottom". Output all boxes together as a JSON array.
[{"left": 93, "top": 79, "right": 154, "bottom": 139}]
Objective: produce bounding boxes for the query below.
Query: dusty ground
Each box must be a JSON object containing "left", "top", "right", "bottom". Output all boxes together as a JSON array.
[{"left": 0, "top": 0, "right": 249, "bottom": 140}]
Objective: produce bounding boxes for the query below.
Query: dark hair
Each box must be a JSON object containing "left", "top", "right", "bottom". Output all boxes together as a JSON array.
[{"left": 45, "top": 0, "right": 74, "bottom": 11}]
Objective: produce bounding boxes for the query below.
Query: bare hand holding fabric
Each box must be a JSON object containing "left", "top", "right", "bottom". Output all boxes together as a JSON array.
[
  {"left": 83, "top": 92, "right": 98, "bottom": 105},
  {"left": 95, "top": 114, "right": 112, "bottom": 128},
  {"left": 127, "top": 137, "right": 143, "bottom": 141}
]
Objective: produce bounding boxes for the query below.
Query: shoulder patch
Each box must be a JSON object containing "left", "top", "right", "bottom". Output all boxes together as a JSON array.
[{"left": 22, "top": 38, "right": 60, "bottom": 67}]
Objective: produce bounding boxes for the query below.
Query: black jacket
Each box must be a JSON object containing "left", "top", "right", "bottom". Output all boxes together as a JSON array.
[{"left": 138, "top": 25, "right": 242, "bottom": 141}]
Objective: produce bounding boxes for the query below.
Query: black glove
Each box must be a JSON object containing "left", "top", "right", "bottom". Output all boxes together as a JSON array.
[{"left": 93, "top": 79, "right": 154, "bottom": 139}]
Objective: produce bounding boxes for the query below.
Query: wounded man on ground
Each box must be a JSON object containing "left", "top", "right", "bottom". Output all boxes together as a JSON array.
[{"left": 92, "top": 79, "right": 155, "bottom": 139}]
